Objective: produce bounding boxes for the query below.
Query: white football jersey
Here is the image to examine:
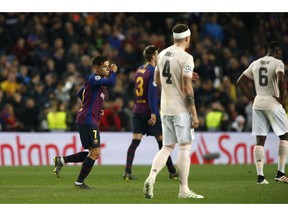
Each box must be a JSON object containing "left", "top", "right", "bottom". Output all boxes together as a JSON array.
[
  {"left": 156, "top": 45, "right": 194, "bottom": 115},
  {"left": 243, "top": 56, "right": 285, "bottom": 110}
]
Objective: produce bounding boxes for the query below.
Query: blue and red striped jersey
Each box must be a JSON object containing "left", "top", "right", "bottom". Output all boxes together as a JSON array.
[
  {"left": 133, "top": 63, "right": 159, "bottom": 115},
  {"left": 76, "top": 72, "right": 116, "bottom": 126}
]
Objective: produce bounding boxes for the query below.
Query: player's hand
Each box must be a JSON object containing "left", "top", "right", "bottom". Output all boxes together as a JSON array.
[
  {"left": 192, "top": 72, "right": 199, "bottom": 81},
  {"left": 191, "top": 115, "right": 199, "bottom": 129},
  {"left": 148, "top": 114, "right": 156, "bottom": 126},
  {"left": 110, "top": 64, "right": 118, "bottom": 73}
]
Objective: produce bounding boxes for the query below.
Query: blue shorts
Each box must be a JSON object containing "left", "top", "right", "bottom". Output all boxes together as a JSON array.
[{"left": 77, "top": 124, "right": 100, "bottom": 149}]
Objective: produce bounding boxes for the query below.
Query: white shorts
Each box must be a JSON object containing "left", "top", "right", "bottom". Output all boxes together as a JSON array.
[
  {"left": 161, "top": 112, "right": 192, "bottom": 145},
  {"left": 252, "top": 107, "right": 288, "bottom": 136}
]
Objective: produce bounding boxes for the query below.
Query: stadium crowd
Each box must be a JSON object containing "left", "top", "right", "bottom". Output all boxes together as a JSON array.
[{"left": 0, "top": 12, "right": 288, "bottom": 132}]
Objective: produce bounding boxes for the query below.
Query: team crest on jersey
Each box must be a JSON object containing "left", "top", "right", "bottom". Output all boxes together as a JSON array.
[
  {"left": 184, "top": 65, "right": 193, "bottom": 73},
  {"left": 280, "top": 64, "right": 284, "bottom": 69},
  {"left": 100, "top": 93, "right": 105, "bottom": 100},
  {"left": 95, "top": 76, "right": 101, "bottom": 81}
]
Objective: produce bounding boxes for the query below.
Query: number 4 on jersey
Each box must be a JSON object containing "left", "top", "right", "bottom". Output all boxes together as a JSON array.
[{"left": 162, "top": 60, "right": 172, "bottom": 84}]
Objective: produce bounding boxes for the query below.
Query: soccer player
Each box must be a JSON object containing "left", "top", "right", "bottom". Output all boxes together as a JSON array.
[
  {"left": 123, "top": 45, "right": 178, "bottom": 180},
  {"left": 237, "top": 41, "right": 288, "bottom": 184},
  {"left": 143, "top": 24, "right": 204, "bottom": 199},
  {"left": 53, "top": 55, "right": 118, "bottom": 189}
]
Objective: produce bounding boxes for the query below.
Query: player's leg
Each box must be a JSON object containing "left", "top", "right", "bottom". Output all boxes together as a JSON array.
[
  {"left": 174, "top": 112, "right": 203, "bottom": 198},
  {"left": 143, "top": 144, "right": 174, "bottom": 198},
  {"left": 75, "top": 147, "right": 99, "bottom": 189},
  {"left": 254, "top": 136, "right": 268, "bottom": 184},
  {"left": 148, "top": 114, "right": 178, "bottom": 179},
  {"left": 155, "top": 135, "right": 178, "bottom": 179},
  {"left": 74, "top": 124, "right": 100, "bottom": 189},
  {"left": 275, "top": 134, "right": 288, "bottom": 182},
  {"left": 53, "top": 152, "right": 88, "bottom": 178},
  {"left": 270, "top": 107, "right": 288, "bottom": 183},
  {"left": 123, "top": 114, "right": 144, "bottom": 180},
  {"left": 252, "top": 110, "right": 269, "bottom": 184},
  {"left": 123, "top": 133, "right": 143, "bottom": 180}
]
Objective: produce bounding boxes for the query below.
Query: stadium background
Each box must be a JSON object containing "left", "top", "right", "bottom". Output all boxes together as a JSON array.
[{"left": 0, "top": 13, "right": 288, "bottom": 166}]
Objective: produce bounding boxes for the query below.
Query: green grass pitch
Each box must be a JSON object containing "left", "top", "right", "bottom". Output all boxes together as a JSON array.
[{"left": 0, "top": 164, "right": 287, "bottom": 204}]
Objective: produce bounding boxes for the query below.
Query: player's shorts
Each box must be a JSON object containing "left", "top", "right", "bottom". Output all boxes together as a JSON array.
[
  {"left": 161, "top": 112, "right": 192, "bottom": 145},
  {"left": 77, "top": 124, "right": 100, "bottom": 149},
  {"left": 132, "top": 113, "right": 162, "bottom": 136},
  {"left": 252, "top": 107, "right": 288, "bottom": 136}
]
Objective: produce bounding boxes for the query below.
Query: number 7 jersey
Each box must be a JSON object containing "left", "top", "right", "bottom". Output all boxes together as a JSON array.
[
  {"left": 243, "top": 55, "right": 285, "bottom": 110},
  {"left": 156, "top": 44, "right": 194, "bottom": 115}
]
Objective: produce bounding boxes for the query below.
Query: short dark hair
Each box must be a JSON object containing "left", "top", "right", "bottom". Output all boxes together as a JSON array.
[
  {"left": 268, "top": 41, "right": 282, "bottom": 52},
  {"left": 172, "top": 24, "right": 189, "bottom": 34},
  {"left": 92, "top": 55, "right": 108, "bottom": 67},
  {"left": 143, "top": 45, "right": 158, "bottom": 61}
]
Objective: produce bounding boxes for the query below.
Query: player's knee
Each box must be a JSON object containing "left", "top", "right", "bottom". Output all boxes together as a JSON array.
[
  {"left": 179, "top": 144, "right": 191, "bottom": 151},
  {"left": 162, "top": 145, "right": 174, "bottom": 154},
  {"left": 89, "top": 153, "right": 99, "bottom": 160},
  {"left": 88, "top": 148, "right": 100, "bottom": 160}
]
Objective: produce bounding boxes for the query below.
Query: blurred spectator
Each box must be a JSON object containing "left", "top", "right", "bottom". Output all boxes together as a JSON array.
[
  {"left": 205, "top": 102, "right": 229, "bottom": 131},
  {"left": 201, "top": 14, "right": 224, "bottom": 43},
  {"left": 12, "top": 37, "right": 28, "bottom": 64},
  {"left": 17, "top": 65, "right": 31, "bottom": 84},
  {"left": 44, "top": 72, "right": 57, "bottom": 93},
  {"left": 78, "top": 55, "right": 92, "bottom": 78},
  {"left": 47, "top": 100, "right": 67, "bottom": 131},
  {"left": 231, "top": 115, "right": 246, "bottom": 132},
  {"left": 196, "top": 52, "right": 216, "bottom": 82},
  {"left": 195, "top": 79, "right": 214, "bottom": 107},
  {"left": 20, "top": 98, "right": 40, "bottom": 131},
  {"left": 38, "top": 102, "right": 51, "bottom": 131},
  {"left": 0, "top": 103, "right": 23, "bottom": 131},
  {"left": 113, "top": 97, "right": 131, "bottom": 131},
  {"left": 244, "top": 102, "right": 253, "bottom": 132},
  {"left": 99, "top": 102, "right": 122, "bottom": 131},
  {"left": 0, "top": 70, "right": 20, "bottom": 97},
  {"left": 220, "top": 76, "right": 237, "bottom": 102}
]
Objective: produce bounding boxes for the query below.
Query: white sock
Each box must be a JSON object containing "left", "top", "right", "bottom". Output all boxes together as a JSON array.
[
  {"left": 254, "top": 145, "right": 264, "bottom": 176},
  {"left": 61, "top": 157, "right": 65, "bottom": 164},
  {"left": 148, "top": 146, "right": 173, "bottom": 180},
  {"left": 177, "top": 144, "right": 191, "bottom": 194},
  {"left": 278, "top": 140, "right": 288, "bottom": 173}
]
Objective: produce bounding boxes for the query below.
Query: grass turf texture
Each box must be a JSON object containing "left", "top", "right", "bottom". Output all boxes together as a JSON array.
[{"left": 0, "top": 164, "right": 287, "bottom": 204}]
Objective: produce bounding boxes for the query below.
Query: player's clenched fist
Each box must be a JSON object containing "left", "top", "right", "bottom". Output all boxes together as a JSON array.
[{"left": 110, "top": 64, "right": 118, "bottom": 73}]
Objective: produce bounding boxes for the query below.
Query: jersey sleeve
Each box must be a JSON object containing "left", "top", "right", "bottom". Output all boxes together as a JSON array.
[
  {"left": 89, "top": 72, "right": 116, "bottom": 87},
  {"left": 276, "top": 60, "right": 285, "bottom": 74},
  {"left": 77, "top": 86, "right": 84, "bottom": 100},
  {"left": 242, "top": 62, "right": 254, "bottom": 79},
  {"left": 182, "top": 55, "right": 194, "bottom": 78}
]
